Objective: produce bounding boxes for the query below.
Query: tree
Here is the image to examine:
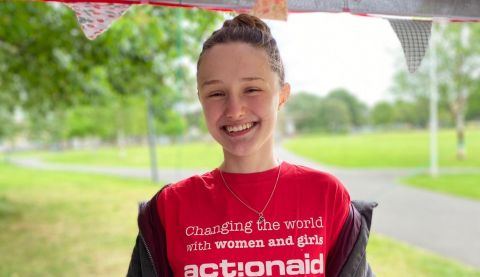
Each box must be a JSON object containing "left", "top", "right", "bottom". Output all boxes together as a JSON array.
[
  {"left": 0, "top": 108, "right": 16, "bottom": 143},
  {"left": 466, "top": 85, "right": 480, "bottom": 121},
  {"left": 390, "top": 23, "right": 480, "bottom": 159},
  {"left": 26, "top": 108, "right": 68, "bottom": 148},
  {"left": 318, "top": 98, "right": 351, "bottom": 133},
  {"left": 285, "top": 92, "right": 324, "bottom": 133},
  {"left": 371, "top": 101, "right": 395, "bottom": 126},
  {"left": 285, "top": 92, "right": 351, "bottom": 133},
  {"left": 435, "top": 23, "right": 480, "bottom": 159},
  {"left": 0, "top": 3, "right": 223, "bottom": 145},
  {"left": 0, "top": 92, "right": 18, "bottom": 144},
  {"left": 0, "top": 3, "right": 94, "bottom": 112},
  {"left": 393, "top": 99, "right": 430, "bottom": 128},
  {"left": 157, "top": 110, "right": 187, "bottom": 142},
  {"left": 326, "top": 88, "right": 368, "bottom": 128}
]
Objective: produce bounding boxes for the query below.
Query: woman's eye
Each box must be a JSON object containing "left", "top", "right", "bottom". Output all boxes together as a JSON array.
[
  {"left": 245, "top": 88, "right": 260, "bottom": 93},
  {"left": 208, "top": 91, "right": 224, "bottom": 97}
]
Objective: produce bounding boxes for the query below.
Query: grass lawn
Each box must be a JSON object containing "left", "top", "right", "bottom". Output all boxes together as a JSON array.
[
  {"left": 0, "top": 162, "right": 159, "bottom": 276},
  {"left": 16, "top": 142, "right": 223, "bottom": 169},
  {"left": 283, "top": 128, "right": 480, "bottom": 168},
  {"left": 402, "top": 173, "right": 480, "bottom": 201},
  {"left": 1, "top": 163, "right": 479, "bottom": 276},
  {"left": 368, "top": 233, "right": 480, "bottom": 277}
]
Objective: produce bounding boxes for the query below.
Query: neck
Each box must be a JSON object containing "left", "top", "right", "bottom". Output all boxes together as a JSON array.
[{"left": 220, "top": 150, "right": 279, "bottom": 173}]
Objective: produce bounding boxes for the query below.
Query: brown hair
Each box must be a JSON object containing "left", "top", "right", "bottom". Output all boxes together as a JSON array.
[{"left": 197, "top": 14, "right": 285, "bottom": 85}]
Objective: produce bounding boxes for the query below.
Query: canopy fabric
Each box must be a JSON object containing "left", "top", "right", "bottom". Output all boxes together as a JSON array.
[
  {"left": 64, "top": 2, "right": 130, "bottom": 40},
  {"left": 44, "top": 0, "right": 480, "bottom": 21},
  {"left": 39, "top": 0, "right": 480, "bottom": 72},
  {"left": 389, "top": 20, "right": 432, "bottom": 73}
]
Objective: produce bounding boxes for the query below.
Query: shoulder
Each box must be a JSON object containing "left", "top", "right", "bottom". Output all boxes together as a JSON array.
[
  {"left": 282, "top": 162, "right": 350, "bottom": 203},
  {"left": 282, "top": 161, "right": 345, "bottom": 187},
  {"left": 157, "top": 169, "right": 217, "bottom": 204}
]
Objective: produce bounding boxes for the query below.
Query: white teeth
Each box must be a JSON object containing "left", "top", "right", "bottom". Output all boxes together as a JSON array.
[{"left": 226, "top": 122, "right": 254, "bottom": 133}]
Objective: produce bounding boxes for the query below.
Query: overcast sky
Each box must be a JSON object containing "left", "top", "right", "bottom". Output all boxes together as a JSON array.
[{"left": 264, "top": 12, "right": 403, "bottom": 107}]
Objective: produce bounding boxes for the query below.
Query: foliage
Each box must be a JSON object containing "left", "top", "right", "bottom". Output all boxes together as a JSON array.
[
  {"left": 285, "top": 92, "right": 324, "bottom": 132},
  {"left": 286, "top": 89, "right": 366, "bottom": 133},
  {"left": 435, "top": 23, "right": 480, "bottom": 116},
  {"left": 25, "top": 109, "right": 68, "bottom": 147},
  {"left": 0, "top": 2, "right": 223, "bottom": 144},
  {"left": 65, "top": 104, "right": 116, "bottom": 140},
  {"left": 157, "top": 110, "right": 188, "bottom": 140},
  {"left": 184, "top": 109, "right": 209, "bottom": 135},
  {"left": 326, "top": 88, "right": 368, "bottom": 127},
  {"left": 393, "top": 99, "right": 430, "bottom": 128},
  {"left": 0, "top": 107, "right": 16, "bottom": 142},
  {"left": 371, "top": 101, "right": 395, "bottom": 126},
  {"left": 466, "top": 84, "right": 480, "bottom": 121},
  {"left": 63, "top": 94, "right": 148, "bottom": 141},
  {"left": 370, "top": 99, "right": 453, "bottom": 129},
  {"left": 319, "top": 98, "right": 351, "bottom": 133}
]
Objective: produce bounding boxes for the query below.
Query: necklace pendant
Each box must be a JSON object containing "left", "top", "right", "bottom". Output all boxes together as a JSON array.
[
  {"left": 258, "top": 214, "right": 265, "bottom": 224},
  {"left": 219, "top": 164, "right": 281, "bottom": 227}
]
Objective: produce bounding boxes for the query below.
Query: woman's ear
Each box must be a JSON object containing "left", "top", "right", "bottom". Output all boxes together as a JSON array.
[
  {"left": 197, "top": 89, "right": 203, "bottom": 103},
  {"left": 278, "top": 83, "right": 291, "bottom": 110}
]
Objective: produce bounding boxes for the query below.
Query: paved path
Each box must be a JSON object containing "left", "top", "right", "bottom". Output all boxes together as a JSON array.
[
  {"left": 11, "top": 157, "right": 201, "bottom": 183},
  {"left": 11, "top": 149, "right": 480, "bottom": 269}
]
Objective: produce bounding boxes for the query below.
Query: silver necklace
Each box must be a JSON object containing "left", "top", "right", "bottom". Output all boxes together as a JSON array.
[{"left": 218, "top": 163, "right": 282, "bottom": 224}]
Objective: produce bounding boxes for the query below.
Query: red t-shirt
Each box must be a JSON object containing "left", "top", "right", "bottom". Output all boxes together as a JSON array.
[{"left": 157, "top": 161, "right": 350, "bottom": 277}]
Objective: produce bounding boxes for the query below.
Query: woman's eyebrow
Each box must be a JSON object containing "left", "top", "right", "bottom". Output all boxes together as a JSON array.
[
  {"left": 201, "top": 79, "right": 223, "bottom": 88},
  {"left": 201, "top": 77, "right": 264, "bottom": 88},
  {"left": 241, "top": 77, "right": 265, "bottom": 82}
]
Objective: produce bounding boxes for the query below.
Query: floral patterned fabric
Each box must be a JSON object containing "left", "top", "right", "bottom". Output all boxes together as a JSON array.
[
  {"left": 64, "top": 2, "right": 131, "bottom": 40},
  {"left": 63, "top": 0, "right": 288, "bottom": 40},
  {"left": 252, "top": 0, "right": 288, "bottom": 21}
]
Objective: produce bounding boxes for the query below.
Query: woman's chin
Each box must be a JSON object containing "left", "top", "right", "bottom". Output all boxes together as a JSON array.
[
  {"left": 222, "top": 146, "right": 256, "bottom": 158},
  {"left": 221, "top": 140, "right": 273, "bottom": 160}
]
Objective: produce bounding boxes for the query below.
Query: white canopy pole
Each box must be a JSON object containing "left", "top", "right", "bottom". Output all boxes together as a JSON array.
[{"left": 429, "top": 24, "right": 439, "bottom": 177}]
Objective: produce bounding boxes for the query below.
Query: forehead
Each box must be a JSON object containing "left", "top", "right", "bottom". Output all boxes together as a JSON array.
[{"left": 197, "top": 42, "right": 276, "bottom": 85}]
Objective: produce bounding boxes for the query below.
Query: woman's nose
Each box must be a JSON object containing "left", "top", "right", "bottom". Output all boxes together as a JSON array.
[{"left": 225, "top": 95, "right": 245, "bottom": 119}]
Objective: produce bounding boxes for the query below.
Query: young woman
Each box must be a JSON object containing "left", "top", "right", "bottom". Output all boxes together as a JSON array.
[{"left": 128, "top": 13, "right": 376, "bottom": 277}]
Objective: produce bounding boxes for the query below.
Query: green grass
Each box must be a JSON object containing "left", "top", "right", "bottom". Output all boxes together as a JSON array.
[
  {"left": 17, "top": 142, "right": 223, "bottom": 169},
  {"left": 283, "top": 128, "right": 480, "bottom": 168},
  {"left": 402, "top": 173, "right": 480, "bottom": 201},
  {"left": 368, "top": 233, "right": 480, "bottom": 277},
  {"left": 0, "top": 162, "right": 159, "bottom": 276},
  {"left": 1, "top": 162, "right": 479, "bottom": 276}
]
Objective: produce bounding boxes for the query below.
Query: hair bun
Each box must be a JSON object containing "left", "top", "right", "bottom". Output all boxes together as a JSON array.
[
  {"left": 198, "top": 13, "right": 285, "bottom": 86},
  {"left": 222, "top": 14, "right": 271, "bottom": 34}
]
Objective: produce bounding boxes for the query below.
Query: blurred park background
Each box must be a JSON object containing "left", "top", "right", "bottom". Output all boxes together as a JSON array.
[{"left": 1, "top": 2, "right": 479, "bottom": 276}]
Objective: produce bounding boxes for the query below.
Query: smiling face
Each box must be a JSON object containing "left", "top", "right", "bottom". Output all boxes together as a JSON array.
[{"left": 197, "top": 42, "right": 290, "bottom": 160}]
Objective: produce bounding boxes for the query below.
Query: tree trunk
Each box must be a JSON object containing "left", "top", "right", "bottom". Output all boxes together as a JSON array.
[
  {"left": 456, "top": 112, "right": 466, "bottom": 160},
  {"left": 146, "top": 90, "right": 159, "bottom": 183},
  {"left": 455, "top": 89, "right": 467, "bottom": 160},
  {"left": 116, "top": 129, "right": 127, "bottom": 159}
]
